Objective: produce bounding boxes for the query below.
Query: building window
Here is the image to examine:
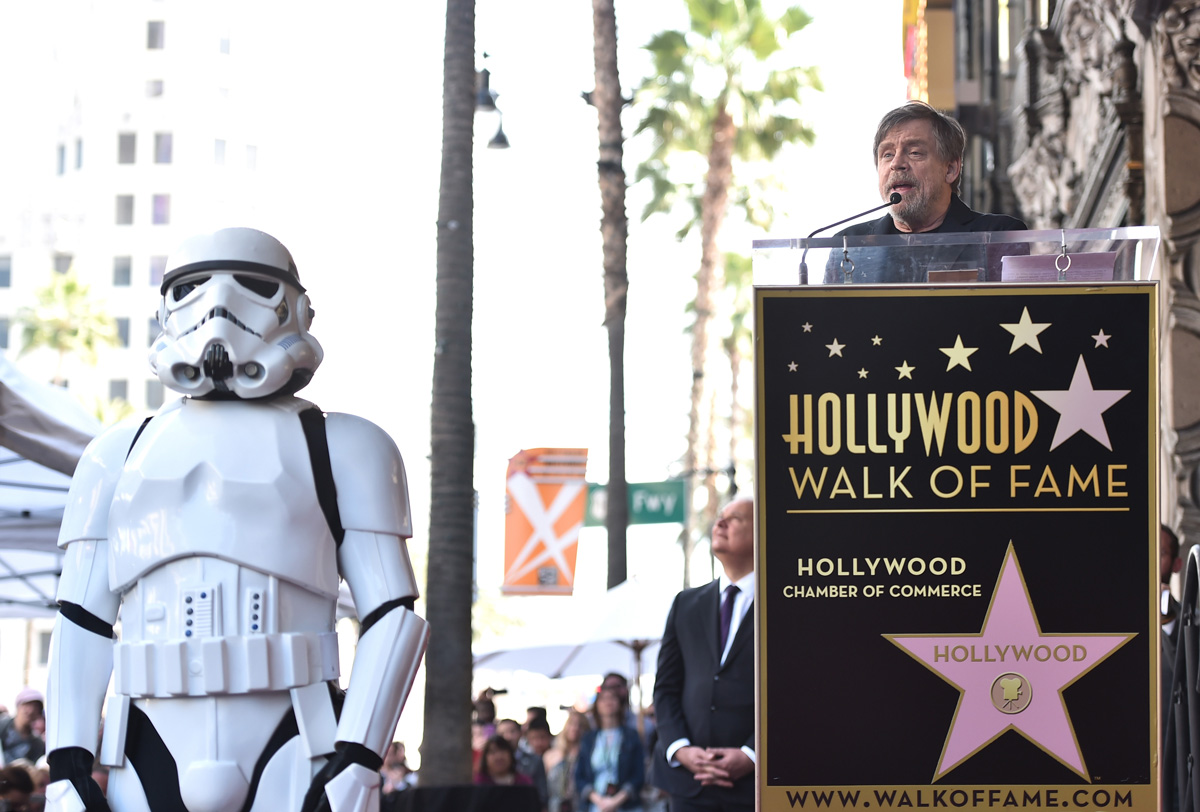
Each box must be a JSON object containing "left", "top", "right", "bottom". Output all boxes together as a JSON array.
[
  {"left": 152, "top": 194, "right": 170, "bottom": 225},
  {"left": 118, "top": 133, "right": 136, "bottom": 164},
  {"left": 245, "top": 145, "right": 257, "bottom": 170},
  {"left": 116, "top": 317, "right": 130, "bottom": 348},
  {"left": 154, "top": 132, "right": 172, "bottom": 164},
  {"left": 214, "top": 139, "right": 226, "bottom": 165},
  {"left": 116, "top": 195, "right": 134, "bottom": 225},
  {"left": 147, "top": 79, "right": 164, "bottom": 97},
  {"left": 0, "top": 318, "right": 8, "bottom": 350},
  {"left": 147, "top": 21, "right": 165, "bottom": 49},
  {"left": 56, "top": 144, "right": 65, "bottom": 175},
  {"left": 146, "top": 379, "right": 164, "bottom": 409},
  {"left": 113, "top": 256, "right": 132, "bottom": 286},
  {"left": 109, "top": 379, "right": 128, "bottom": 401},
  {"left": 53, "top": 253, "right": 72, "bottom": 274},
  {"left": 149, "top": 255, "right": 167, "bottom": 286},
  {"left": 147, "top": 316, "right": 160, "bottom": 347},
  {"left": 75, "top": 138, "right": 83, "bottom": 169},
  {"left": 0, "top": 255, "right": 10, "bottom": 287},
  {"left": 37, "top": 630, "right": 52, "bottom": 666}
]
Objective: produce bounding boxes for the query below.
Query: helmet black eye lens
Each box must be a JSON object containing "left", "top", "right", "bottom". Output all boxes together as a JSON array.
[
  {"left": 172, "top": 276, "right": 210, "bottom": 301},
  {"left": 234, "top": 275, "right": 280, "bottom": 298}
]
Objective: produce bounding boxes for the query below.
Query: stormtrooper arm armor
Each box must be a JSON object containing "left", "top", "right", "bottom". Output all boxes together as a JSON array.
[
  {"left": 48, "top": 424, "right": 136, "bottom": 754},
  {"left": 46, "top": 425, "right": 136, "bottom": 812},
  {"left": 326, "top": 412, "right": 429, "bottom": 757}
]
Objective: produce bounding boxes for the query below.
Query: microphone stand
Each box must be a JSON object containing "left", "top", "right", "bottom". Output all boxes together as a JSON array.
[{"left": 799, "top": 192, "right": 903, "bottom": 284}]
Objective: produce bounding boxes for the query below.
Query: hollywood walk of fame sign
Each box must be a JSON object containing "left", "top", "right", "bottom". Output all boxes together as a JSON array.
[{"left": 754, "top": 285, "right": 1158, "bottom": 810}]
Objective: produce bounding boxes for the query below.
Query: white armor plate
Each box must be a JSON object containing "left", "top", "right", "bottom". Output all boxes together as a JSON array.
[{"left": 107, "top": 397, "right": 339, "bottom": 597}]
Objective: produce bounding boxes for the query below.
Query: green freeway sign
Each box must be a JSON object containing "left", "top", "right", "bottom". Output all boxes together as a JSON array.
[{"left": 584, "top": 480, "right": 686, "bottom": 526}]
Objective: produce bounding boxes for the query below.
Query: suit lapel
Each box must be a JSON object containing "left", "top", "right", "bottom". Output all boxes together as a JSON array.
[{"left": 702, "top": 580, "right": 722, "bottom": 663}]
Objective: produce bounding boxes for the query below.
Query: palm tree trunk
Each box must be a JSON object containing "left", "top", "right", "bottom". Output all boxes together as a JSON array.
[
  {"left": 421, "top": 0, "right": 476, "bottom": 786},
  {"left": 682, "top": 104, "right": 736, "bottom": 586},
  {"left": 592, "top": 0, "right": 629, "bottom": 590}
]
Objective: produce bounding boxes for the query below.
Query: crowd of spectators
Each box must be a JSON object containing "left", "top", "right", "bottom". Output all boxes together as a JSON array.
[
  {"left": 0, "top": 688, "right": 51, "bottom": 812},
  {"left": 467, "top": 677, "right": 666, "bottom": 812}
]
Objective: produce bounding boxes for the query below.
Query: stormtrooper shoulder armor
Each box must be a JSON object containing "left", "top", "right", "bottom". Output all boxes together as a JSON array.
[
  {"left": 325, "top": 413, "right": 412, "bottom": 539},
  {"left": 58, "top": 417, "right": 151, "bottom": 546}
]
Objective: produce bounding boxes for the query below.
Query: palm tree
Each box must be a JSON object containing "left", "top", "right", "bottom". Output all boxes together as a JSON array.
[
  {"left": 589, "top": 0, "right": 630, "bottom": 589},
  {"left": 421, "top": 0, "right": 476, "bottom": 786},
  {"left": 14, "top": 270, "right": 118, "bottom": 385},
  {"left": 634, "top": 0, "right": 818, "bottom": 583}
]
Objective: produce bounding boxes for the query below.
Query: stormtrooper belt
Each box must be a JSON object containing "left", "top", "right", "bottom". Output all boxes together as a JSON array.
[{"left": 113, "top": 631, "right": 340, "bottom": 697}]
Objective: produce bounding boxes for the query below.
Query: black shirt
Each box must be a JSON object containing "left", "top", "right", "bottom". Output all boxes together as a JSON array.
[{"left": 823, "top": 196, "right": 1027, "bottom": 285}]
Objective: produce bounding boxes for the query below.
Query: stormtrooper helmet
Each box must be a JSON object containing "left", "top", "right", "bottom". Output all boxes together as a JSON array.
[{"left": 149, "top": 227, "right": 323, "bottom": 399}]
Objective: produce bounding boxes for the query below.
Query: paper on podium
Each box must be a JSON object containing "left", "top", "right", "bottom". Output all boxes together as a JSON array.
[{"left": 1000, "top": 251, "right": 1116, "bottom": 281}]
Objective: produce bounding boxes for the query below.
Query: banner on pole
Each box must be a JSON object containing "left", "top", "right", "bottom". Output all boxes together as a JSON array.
[
  {"left": 755, "top": 284, "right": 1158, "bottom": 809},
  {"left": 503, "top": 448, "right": 588, "bottom": 595}
]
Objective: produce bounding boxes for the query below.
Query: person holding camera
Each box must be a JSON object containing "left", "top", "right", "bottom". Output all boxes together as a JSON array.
[{"left": 575, "top": 685, "right": 644, "bottom": 812}]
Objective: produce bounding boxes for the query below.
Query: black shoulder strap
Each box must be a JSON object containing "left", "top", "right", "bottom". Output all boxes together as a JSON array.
[
  {"left": 299, "top": 406, "right": 346, "bottom": 546},
  {"left": 125, "top": 416, "right": 154, "bottom": 461}
]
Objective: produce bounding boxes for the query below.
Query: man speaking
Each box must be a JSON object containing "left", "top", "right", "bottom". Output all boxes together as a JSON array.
[
  {"left": 652, "top": 498, "right": 756, "bottom": 812},
  {"left": 823, "top": 101, "right": 1026, "bottom": 284}
]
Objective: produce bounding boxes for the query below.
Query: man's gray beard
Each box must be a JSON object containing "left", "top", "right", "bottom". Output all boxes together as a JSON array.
[{"left": 891, "top": 186, "right": 935, "bottom": 229}]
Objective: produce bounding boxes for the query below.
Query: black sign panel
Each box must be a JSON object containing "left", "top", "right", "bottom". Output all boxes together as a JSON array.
[{"left": 755, "top": 285, "right": 1157, "bottom": 811}]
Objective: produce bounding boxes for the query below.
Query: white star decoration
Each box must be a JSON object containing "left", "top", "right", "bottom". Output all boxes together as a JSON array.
[
  {"left": 895, "top": 360, "right": 915, "bottom": 380},
  {"left": 858, "top": 368, "right": 869, "bottom": 379},
  {"left": 1000, "top": 307, "right": 1051, "bottom": 354},
  {"left": 802, "top": 322, "right": 813, "bottom": 332},
  {"left": 826, "top": 339, "right": 845, "bottom": 357},
  {"left": 940, "top": 335, "right": 978, "bottom": 372},
  {"left": 787, "top": 361, "right": 798, "bottom": 372},
  {"left": 1031, "top": 356, "right": 1130, "bottom": 450},
  {"left": 871, "top": 335, "right": 883, "bottom": 346},
  {"left": 1093, "top": 329, "right": 1111, "bottom": 348}
]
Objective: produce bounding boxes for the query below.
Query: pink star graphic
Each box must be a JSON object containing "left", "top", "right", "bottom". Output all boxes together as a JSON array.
[
  {"left": 1030, "top": 355, "right": 1130, "bottom": 451},
  {"left": 886, "top": 545, "right": 1133, "bottom": 780}
]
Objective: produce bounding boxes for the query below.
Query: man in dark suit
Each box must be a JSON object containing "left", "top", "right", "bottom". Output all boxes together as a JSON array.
[
  {"left": 824, "top": 101, "right": 1027, "bottom": 285},
  {"left": 652, "top": 497, "right": 755, "bottom": 812}
]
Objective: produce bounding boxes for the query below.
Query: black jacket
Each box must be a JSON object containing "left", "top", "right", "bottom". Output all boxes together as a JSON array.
[
  {"left": 823, "top": 195, "right": 1027, "bottom": 284},
  {"left": 652, "top": 579, "right": 754, "bottom": 805}
]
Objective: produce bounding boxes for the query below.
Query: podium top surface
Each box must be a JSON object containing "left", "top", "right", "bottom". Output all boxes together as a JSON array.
[{"left": 752, "top": 225, "right": 1161, "bottom": 286}]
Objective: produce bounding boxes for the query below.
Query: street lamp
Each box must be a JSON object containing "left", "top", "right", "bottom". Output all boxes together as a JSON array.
[{"left": 475, "top": 63, "right": 509, "bottom": 149}]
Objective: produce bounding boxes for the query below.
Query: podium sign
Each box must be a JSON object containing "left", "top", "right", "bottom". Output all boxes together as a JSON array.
[{"left": 755, "top": 284, "right": 1158, "bottom": 810}]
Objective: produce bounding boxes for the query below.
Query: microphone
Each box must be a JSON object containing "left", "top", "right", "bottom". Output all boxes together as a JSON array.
[{"left": 799, "top": 192, "right": 902, "bottom": 284}]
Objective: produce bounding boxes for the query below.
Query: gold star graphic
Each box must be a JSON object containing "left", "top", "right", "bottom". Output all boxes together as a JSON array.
[
  {"left": 858, "top": 368, "right": 869, "bottom": 379},
  {"left": 1000, "top": 307, "right": 1051, "bottom": 354},
  {"left": 871, "top": 335, "right": 883, "bottom": 346},
  {"left": 895, "top": 360, "right": 915, "bottom": 380},
  {"left": 940, "top": 335, "right": 978, "bottom": 372},
  {"left": 826, "top": 339, "right": 845, "bottom": 357}
]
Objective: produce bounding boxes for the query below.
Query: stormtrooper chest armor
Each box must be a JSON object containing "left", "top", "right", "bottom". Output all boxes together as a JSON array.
[{"left": 108, "top": 397, "right": 340, "bottom": 599}]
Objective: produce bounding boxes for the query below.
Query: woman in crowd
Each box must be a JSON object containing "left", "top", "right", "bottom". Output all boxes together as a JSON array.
[
  {"left": 574, "top": 686, "right": 643, "bottom": 812},
  {"left": 545, "top": 709, "right": 590, "bottom": 812},
  {"left": 474, "top": 734, "right": 534, "bottom": 787}
]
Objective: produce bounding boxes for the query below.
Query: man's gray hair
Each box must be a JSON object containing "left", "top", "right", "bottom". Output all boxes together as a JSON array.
[{"left": 872, "top": 101, "right": 966, "bottom": 195}]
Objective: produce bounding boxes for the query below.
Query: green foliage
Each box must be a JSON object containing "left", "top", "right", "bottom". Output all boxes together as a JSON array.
[
  {"left": 634, "top": 0, "right": 820, "bottom": 236},
  {"left": 15, "top": 271, "right": 118, "bottom": 367}
]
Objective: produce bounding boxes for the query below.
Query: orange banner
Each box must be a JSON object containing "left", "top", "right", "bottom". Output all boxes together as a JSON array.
[{"left": 502, "top": 448, "right": 588, "bottom": 595}]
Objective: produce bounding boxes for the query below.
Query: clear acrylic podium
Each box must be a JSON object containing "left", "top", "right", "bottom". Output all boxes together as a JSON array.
[{"left": 751, "top": 226, "right": 1161, "bottom": 286}]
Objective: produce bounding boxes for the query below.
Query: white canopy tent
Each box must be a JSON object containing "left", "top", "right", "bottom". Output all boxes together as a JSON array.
[{"left": 0, "top": 354, "right": 100, "bottom": 616}]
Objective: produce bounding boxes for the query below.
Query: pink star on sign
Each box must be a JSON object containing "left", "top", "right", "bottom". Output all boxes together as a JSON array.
[{"left": 886, "top": 545, "right": 1132, "bottom": 780}]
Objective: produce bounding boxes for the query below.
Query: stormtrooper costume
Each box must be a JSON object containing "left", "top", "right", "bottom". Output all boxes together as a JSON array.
[{"left": 44, "top": 228, "right": 429, "bottom": 812}]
